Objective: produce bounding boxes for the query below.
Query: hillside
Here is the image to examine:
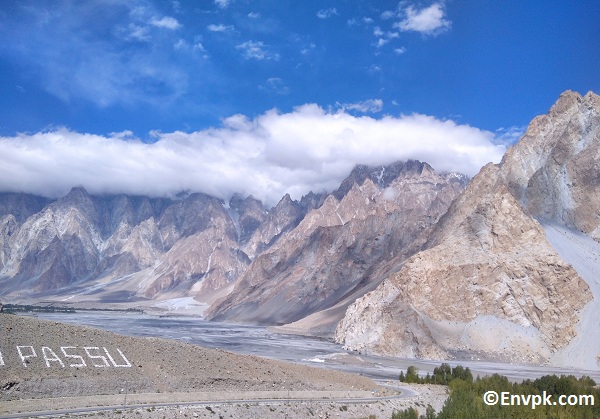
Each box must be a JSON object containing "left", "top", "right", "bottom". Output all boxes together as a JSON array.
[
  {"left": 0, "top": 312, "right": 376, "bottom": 402},
  {"left": 335, "top": 91, "right": 600, "bottom": 369},
  {"left": 0, "top": 160, "right": 467, "bottom": 331}
]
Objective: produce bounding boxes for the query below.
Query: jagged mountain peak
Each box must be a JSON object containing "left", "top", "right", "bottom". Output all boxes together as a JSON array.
[
  {"left": 0, "top": 192, "right": 51, "bottom": 224},
  {"left": 336, "top": 90, "right": 600, "bottom": 368},
  {"left": 206, "top": 159, "right": 467, "bottom": 326},
  {"left": 0, "top": 158, "right": 466, "bottom": 311},
  {"left": 546, "top": 90, "right": 599, "bottom": 118},
  {"left": 496, "top": 89, "right": 600, "bottom": 239},
  {"left": 229, "top": 193, "right": 264, "bottom": 212},
  {"left": 58, "top": 186, "right": 93, "bottom": 206},
  {"left": 333, "top": 160, "right": 436, "bottom": 200}
]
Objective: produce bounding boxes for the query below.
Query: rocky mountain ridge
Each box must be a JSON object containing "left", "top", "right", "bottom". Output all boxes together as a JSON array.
[
  {"left": 335, "top": 91, "right": 600, "bottom": 369},
  {"left": 206, "top": 161, "right": 467, "bottom": 326},
  {"left": 0, "top": 160, "right": 467, "bottom": 328}
]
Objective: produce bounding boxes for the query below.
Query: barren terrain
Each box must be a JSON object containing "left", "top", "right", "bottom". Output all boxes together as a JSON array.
[{"left": 0, "top": 313, "right": 446, "bottom": 418}]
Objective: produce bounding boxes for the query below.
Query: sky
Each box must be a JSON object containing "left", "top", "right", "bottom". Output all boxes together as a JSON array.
[{"left": 0, "top": 0, "right": 598, "bottom": 205}]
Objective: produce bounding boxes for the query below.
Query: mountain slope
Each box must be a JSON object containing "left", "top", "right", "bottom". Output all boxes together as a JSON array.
[
  {"left": 206, "top": 161, "right": 467, "bottom": 325},
  {"left": 335, "top": 91, "right": 600, "bottom": 368},
  {"left": 0, "top": 160, "right": 465, "bottom": 320}
]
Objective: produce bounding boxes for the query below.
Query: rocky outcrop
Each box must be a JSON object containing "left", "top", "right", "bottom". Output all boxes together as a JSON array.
[
  {"left": 504, "top": 91, "right": 600, "bottom": 241},
  {"left": 206, "top": 161, "right": 467, "bottom": 325},
  {"left": 140, "top": 193, "right": 248, "bottom": 298},
  {"left": 335, "top": 91, "right": 599, "bottom": 367}
]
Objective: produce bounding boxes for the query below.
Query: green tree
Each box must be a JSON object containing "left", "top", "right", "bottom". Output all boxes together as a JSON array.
[
  {"left": 424, "top": 404, "right": 436, "bottom": 419},
  {"left": 392, "top": 407, "right": 419, "bottom": 419},
  {"left": 450, "top": 365, "right": 473, "bottom": 383},
  {"left": 433, "top": 363, "right": 452, "bottom": 385},
  {"left": 406, "top": 366, "right": 420, "bottom": 383}
]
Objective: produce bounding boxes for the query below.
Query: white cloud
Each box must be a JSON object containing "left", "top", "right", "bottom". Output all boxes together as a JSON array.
[
  {"left": 494, "top": 126, "right": 526, "bottom": 146},
  {"left": 207, "top": 23, "right": 234, "bottom": 32},
  {"left": 174, "top": 39, "right": 187, "bottom": 50},
  {"left": 150, "top": 16, "right": 182, "bottom": 30},
  {"left": 125, "top": 23, "right": 152, "bottom": 42},
  {"left": 236, "top": 41, "right": 278, "bottom": 61},
  {"left": 376, "top": 38, "right": 389, "bottom": 48},
  {"left": 395, "top": 3, "right": 451, "bottom": 36},
  {"left": 317, "top": 8, "right": 338, "bottom": 19},
  {"left": 248, "top": 12, "right": 261, "bottom": 19},
  {"left": 215, "top": 0, "right": 231, "bottom": 9},
  {"left": 0, "top": 106, "right": 505, "bottom": 206},
  {"left": 367, "top": 64, "right": 382, "bottom": 73},
  {"left": 381, "top": 10, "right": 396, "bottom": 20},
  {"left": 300, "top": 42, "right": 316, "bottom": 55},
  {"left": 262, "top": 77, "right": 290, "bottom": 95},
  {"left": 339, "top": 99, "right": 384, "bottom": 113},
  {"left": 394, "top": 47, "right": 407, "bottom": 55},
  {"left": 194, "top": 42, "right": 207, "bottom": 52}
]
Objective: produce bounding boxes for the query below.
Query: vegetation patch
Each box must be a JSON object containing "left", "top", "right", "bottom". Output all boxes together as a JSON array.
[{"left": 395, "top": 363, "right": 599, "bottom": 418}]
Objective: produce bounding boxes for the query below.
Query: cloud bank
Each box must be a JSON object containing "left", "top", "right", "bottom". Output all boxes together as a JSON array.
[{"left": 0, "top": 106, "right": 506, "bottom": 206}]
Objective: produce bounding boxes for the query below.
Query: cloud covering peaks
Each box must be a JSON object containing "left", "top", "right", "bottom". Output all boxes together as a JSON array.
[{"left": 0, "top": 106, "right": 505, "bottom": 206}]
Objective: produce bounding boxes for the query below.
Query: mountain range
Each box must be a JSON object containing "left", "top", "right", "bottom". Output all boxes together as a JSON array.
[{"left": 1, "top": 90, "right": 598, "bottom": 369}]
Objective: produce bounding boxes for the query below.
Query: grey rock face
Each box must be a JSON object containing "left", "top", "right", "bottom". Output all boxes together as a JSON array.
[
  {"left": 206, "top": 161, "right": 466, "bottom": 325},
  {"left": 506, "top": 91, "right": 600, "bottom": 241},
  {"left": 335, "top": 91, "right": 600, "bottom": 367},
  {"left": 0, "top": 189, "right": 247, "bottom": 299},
  {"left": 0, "top": 158, "right": 466, "bottom": 320}
]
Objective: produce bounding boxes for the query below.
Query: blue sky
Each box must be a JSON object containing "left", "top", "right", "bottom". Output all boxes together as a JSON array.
[{"left": 0, "top": 1, "right": 598, "bottom": 203}]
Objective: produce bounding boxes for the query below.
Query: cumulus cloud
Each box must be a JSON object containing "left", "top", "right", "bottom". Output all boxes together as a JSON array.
[
  {"left": 395, "top": 2, "right": 451, "bottom": 36},
  {"left": 317, "top": 8, "right": 338, "bottom": 19},
  {"left": 0, "top": 106, "right": 505, "bottom": 206},
  {"left": 215, "top": 0, "right": 231, "bottom": 9},
  {"left": 125, "top": 23, "right": 152, "bottom": 42},
  {"left": 150, "top": 16, "right": 182, "bottom": 30},
  {"left": 381, "top": 10, "right": 396, "bottom": 20},
  {"left": 262, "top": 77, "right": 290, "bottom": 95},
  {"left": 236, "top": 41, "right": 278, "bottom": 60},
  {"left": 207, "top": 23, "right": 234, "bottom": 32},
  {"left": 376, "top": 38, "right": 389, "bottom": 48},
  {"left": 340, "top": 99, "right": 384, "bottom": 113}
]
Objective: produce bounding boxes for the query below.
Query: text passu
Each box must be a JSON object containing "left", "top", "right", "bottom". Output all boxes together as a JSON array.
[{"left": 0, "top": 345, "right": 132, "bottom": 368}]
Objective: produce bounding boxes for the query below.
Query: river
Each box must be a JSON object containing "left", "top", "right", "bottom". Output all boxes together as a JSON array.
[{"left": 33, "top": 312, "right": 600, "bottom": 384}]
